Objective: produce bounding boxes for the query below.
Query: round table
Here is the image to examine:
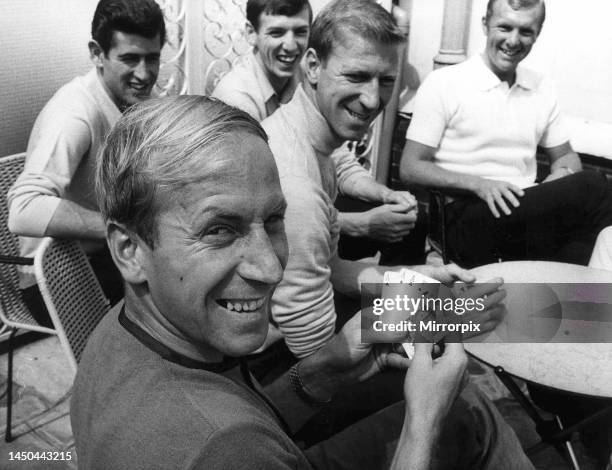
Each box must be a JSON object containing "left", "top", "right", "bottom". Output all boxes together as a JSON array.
[{"left": 465, "top": 261, "right": 612, "bottom": 398}]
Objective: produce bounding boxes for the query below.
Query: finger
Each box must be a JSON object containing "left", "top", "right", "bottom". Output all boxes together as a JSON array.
[
  {"left": 386, "top": 203, "right": 412, "bottom": 213},
  {"left": 501, "top": 188, "right": 521, "bottom": 208},
  {"left": 412, "top": 342, "right": 434, "bottom": 364},
  {"left": 445, "top": 264, "right": 476, "bottom": 283},
  {"left": 486, "top": 196, "right": 500, "bottom": 218},
  {"left": 385, "top": 352, "right": 412, "bottom": 370},
  {"left": 463, "top": 278, "right": 503, "bottom": 298},
  {"left": 494, "top": 193, "right": 512, "bottom": 216},
  {"left": 507, "top": 184, "right": 525, "bottom": 198}
]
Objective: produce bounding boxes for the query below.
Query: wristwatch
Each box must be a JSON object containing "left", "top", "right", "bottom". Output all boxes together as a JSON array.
[{"left": 288, "top": 363, "right": 332, "bottom": 405}]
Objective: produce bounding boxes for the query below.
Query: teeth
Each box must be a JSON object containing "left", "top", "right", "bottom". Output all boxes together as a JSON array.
[
  {"left": 348, "top": 109, "right": 367, "bottom": 120},
  {"left": 277, "top": 56, "right": 296, "bottom": 64},
  {"left": 220, "top": 298, "right": 265, "bottom": 312}
]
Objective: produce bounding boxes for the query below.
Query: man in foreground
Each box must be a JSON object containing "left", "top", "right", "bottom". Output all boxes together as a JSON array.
[
  {"left": 8, "top": 0, "right": 166, "bottom": 306},
  {"left": 71, "top": 95, "right": 533, "bottom": 469},
  {"left": 400, "top": 0, "right": 612, "bottom": 268}
]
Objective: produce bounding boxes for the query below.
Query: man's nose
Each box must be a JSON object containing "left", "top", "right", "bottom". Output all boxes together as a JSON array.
[
  {"left": 360, "top": 79, "right": 381, "bottom": 111},
  {"left": 237, "top": 228, "right": 284, "bottom": 285},
  {"left": 281, "top": 32, "right": 298, "bottom": 52},
  {"left": 506, "top": 30, "right": 521, "bottom": 47},
  {"left": 133, "top": 59, "right": 151, "bottom": 81}
]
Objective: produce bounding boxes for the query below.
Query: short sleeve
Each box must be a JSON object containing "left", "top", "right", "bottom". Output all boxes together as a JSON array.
[{"left": 405, "top": 71, "right": 450, "bottom": 148}]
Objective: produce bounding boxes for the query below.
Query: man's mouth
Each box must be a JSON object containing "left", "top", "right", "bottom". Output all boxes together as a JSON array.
[
  {"left": 346, "top": 107, "right": 370, "bottom": 122},
  {"left": 499, "top": 46, "right": 521, "bottom": 59},
  {"left": 216, "top": 297, "right": 266, "bottom": 312},
  {"left": 129, "top": 82, "right": 150, "bottom": 92},
  {"left": 276, "top": 54, "right": 298, "bottom": 65}
]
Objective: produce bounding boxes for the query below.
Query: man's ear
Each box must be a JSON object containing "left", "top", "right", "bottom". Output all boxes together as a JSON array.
[
  {"left": 304, "top": 48, "right": 322, "bottom": 86},
  {"left": 481, "top": 16, "right": 488, "bottom": 35},
  {"left": 107, "top": 222, "right": 148, "bottom": 285},
  {"left": 245, "top": 21, "right": 257, "bottom": 47},
  {"left": 88, "top": 40, "right": 105, "bottom": 68}
]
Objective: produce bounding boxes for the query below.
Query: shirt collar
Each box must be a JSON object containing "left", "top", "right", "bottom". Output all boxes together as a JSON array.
[
  {"left": 86, "top": 67, "right": 122, "bottom": 121},
  {"left": 472, "top": 54, "right": 536, "bottom": 91},
  {"left": 289, "top": 83, "right": 342, "bottom": 156},
  {"left": 250, "top": 51, "right": 277, "bottom": 105},
  {"left": 119, "top": 305, "right": 239, "bottom": 372}
]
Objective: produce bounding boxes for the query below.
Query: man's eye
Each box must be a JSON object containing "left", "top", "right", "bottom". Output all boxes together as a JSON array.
[
  {"left": 204, "top": 226, "right": 235, "bottom": 238},
  {"left": 265, "top": 214, "right": 285, "bottom": 226},
  {"left": 268, "top": 30, "right": 285, "bottom": 38}
]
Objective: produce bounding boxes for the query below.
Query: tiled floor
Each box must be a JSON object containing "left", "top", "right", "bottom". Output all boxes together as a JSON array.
[{"left": 0, "top": 335, "right": 605, "bottom": 469}]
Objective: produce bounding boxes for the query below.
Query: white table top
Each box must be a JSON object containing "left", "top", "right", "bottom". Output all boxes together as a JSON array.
[{"left": 465, "top": 261, "right": 612, "bottom": 398}]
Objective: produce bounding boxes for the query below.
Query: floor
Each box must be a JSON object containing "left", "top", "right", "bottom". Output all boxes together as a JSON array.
[{"left": 0, "top": 334, "right": 605, "bottom": 470}]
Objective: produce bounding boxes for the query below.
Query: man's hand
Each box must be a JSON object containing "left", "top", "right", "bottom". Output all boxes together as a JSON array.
[
  {"left": 451, "top": 278, "right": 507, "bottom": 338},
  {"left": 382, "top": 190, "right": 418, "bottom": 209},
  {"left": 314, "top": 310, "right": 412, "bottom": 395},
  {"left": 390, "top": 342, "right": 468, "bottom": 470},
  {"left": 404, "top": 342, "right": 468, "bottom": 429},
  {"left": 470, "top": 177, "right": 524, "bottom": 218},
  {"left": 361, "top": 203, "right": 417, "bottom": 243},
  {"left": 412, "top": 263, "right": 475, "bottom": 285}
]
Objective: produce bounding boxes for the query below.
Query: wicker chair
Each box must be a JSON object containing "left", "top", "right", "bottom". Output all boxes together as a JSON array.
[
  {"left": 34, "top": 237, "right": 110, "bottom": 373},
  {"left": 0, "top": 153, "right": 58, "bottom": 442}
]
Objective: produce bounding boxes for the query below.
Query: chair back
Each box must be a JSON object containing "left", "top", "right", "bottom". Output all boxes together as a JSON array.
[
  {"left": 0, "top": 153, "right": 52, "bottom": 331},
  {"left": 34, "top": 238, "right": 110, "bottom": 372}
]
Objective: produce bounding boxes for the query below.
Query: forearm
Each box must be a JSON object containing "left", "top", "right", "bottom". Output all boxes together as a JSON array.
[
  {"left": 401, "top": 158, "right": 483, "bottom": 194},
  {"left": 338, "top": 211, "right": 368, "bottom": 237},
  {"left": 549, "top": 150, "right": 582, "bottom": 173},
  {"left": 329, "top": 255, "right": 384, "bottom": 297},
  {"left": 344, "top": 175, "right": 392, "bottom": 203},
  {"left": 45, "top": 200, "right": 106, "bottom": 239},
  {"left": 263, "top": 346, "right": 352, "bottom": 433},
  {"left": 390, "top": 424, "right": 437, "bottom": 470}
]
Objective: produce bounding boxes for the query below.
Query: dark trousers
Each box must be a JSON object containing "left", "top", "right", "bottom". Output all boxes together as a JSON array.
[
  {"left": 335, "top": 195, "right": 428, "bottom": 266},
  {"left": 445, "top": 170, "right": 612, "bottom": 268}
]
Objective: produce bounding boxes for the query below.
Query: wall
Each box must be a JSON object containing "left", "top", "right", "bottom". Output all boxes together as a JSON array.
[
  {"left": 0, "top": 0, "right": 98, "bottom": 156},
  {"left": 407, "top": 0, "right": 612, "bottom": 158}
]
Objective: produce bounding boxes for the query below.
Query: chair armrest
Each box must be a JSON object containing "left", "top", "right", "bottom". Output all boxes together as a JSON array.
[{"left": 0, "top": 254, "right": 34, "bottom": 266}]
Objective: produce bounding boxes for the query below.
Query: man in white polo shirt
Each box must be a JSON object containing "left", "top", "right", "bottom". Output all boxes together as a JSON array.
[{"left": 400, "top": 0, "right": 612, "bottom": 268}]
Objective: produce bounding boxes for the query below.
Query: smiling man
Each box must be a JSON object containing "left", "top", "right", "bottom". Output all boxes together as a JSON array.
[
  {"left": 71, "top": 95, "right": 533, "bottom": 470},
  {"left": 260, "top": 0, "right": 441, "bottom": 359},
  {"left": 212, "top": 0, "right": 312, "bottom": 121},
  {"left": 8, "top": 0, "right": 165, "bottom": 307},
  {"left": 400, "top": 0, "right": 612, "bottom": 268}
]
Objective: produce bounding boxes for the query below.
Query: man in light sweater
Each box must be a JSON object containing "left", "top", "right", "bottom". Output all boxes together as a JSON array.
[{"left": 8, "top": 0, "right": 166, "bottom": 309}]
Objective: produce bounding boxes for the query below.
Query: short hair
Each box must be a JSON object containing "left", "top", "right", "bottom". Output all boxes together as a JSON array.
[
  {"left": 309, "top": 0, "right": 405, "bottom": 62},
  {"left": 247, "top": 0, "right": 313, "bottom": 31},
  {"left": 92, "top": 0, "right": 166, "bottom": 54},
  {"left": 96, "top": 96, "right": 268, "bottom": 247},
  {"left": 484, "top": 0, "right": 546, "bottom": 30}
]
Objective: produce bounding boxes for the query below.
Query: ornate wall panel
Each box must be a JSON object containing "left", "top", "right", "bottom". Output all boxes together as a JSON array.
[{"left": 156, "top": 0, "right": 188, "bottom": 96}]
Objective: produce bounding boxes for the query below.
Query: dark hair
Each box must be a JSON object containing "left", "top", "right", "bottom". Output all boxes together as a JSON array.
[
  {"left": 96, "top": 96, "right": 268, "bottom": 247},
  {"left": 247, "top": 0, "right": 312, "bottom": 31},
  {"left": 92, "top": 0, "right": 166, "bottom": 54},
  {"left": 484, "top": 0, "right": 546, "bottom": 30},
  {"left": 309, "top": 0, "right": 405, "bottom": 62}
]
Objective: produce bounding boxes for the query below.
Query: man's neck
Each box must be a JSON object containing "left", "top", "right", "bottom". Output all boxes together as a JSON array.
[
  {"left": 254, "top": 53, "right": 290, "bottom": 96},
  {"left": 301, "top": 81, "right": 344, "bottom": 149},
  {"left": 95, "top": 68, "right": 127, "bottom": 112},
  {"left": 123, "top": 288, "right": 224, "bottom": 363}
]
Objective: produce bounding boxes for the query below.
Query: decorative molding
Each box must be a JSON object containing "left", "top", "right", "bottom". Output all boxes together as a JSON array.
[
  {"left": 156, "top": 0, "right": 188, "bottom": 96},
  {"left": 433, "top": 0, "right": 473, "bottom": 69}
]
